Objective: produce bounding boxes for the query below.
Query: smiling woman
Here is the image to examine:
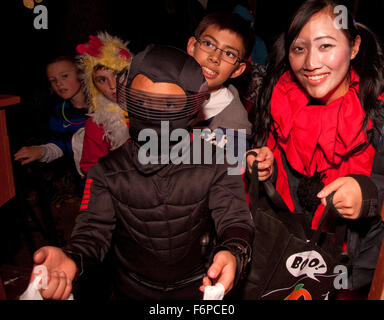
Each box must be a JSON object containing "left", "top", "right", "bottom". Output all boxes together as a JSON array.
[
  {"left": 288, "top": 9, "right": 361, "bottom": 105},
  {"left": 247, "top": 0, "right": 384, "bottom": 299}
]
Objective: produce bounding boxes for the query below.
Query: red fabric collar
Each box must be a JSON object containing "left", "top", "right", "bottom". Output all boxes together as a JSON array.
[
  {"left": 271, "top": 69, "right": 371, "bottom": 176},
  {"left": 269, "top": 69, "right": 377, "bottom": 228}
]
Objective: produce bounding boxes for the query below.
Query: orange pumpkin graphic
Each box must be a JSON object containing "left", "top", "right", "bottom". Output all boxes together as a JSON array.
[{"left": 284, "top": 284, "right": 312, "bottom": 300}]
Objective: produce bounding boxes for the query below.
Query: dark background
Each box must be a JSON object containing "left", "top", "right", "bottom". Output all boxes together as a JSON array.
[
  {"left": 0, "top": 0, "right": 382, "bottom": 184},
  {"left": 0, "top": 0, "right": 382, "bottom": 186},
  {"left": 1, "top": 0, "right": 383, "bottom": 137},
  {"left": 0, "top": 0, "right": 382, "bottom": 299},
  {"left": 0, "top": 0, "right": 380, "bottom": 193},
  {"left": 1, "top": 0, "right": 383, "bottom": 95}
]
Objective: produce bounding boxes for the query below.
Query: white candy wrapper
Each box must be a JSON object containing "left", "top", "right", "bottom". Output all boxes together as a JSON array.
[
  {"left": 19, "top": 266, "right": 74, "bottom": 300},
  {"left": 203, "top": 282, "right": 225, "bottom": 300}
]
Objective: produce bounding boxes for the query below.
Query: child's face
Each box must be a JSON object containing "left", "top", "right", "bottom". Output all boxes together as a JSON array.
[
  {"left": 47, "top": 61, "right": 81, "bottom": 100},
  {"left": 130, "top": 74, "right": 186, "bottom": 112},
  {"left": 93, "top": 67, "right": 118, "bottom": 102},
  {"left": 289, "top": 10, "right": 360, "bottom": 104},
  {"left": 187, "top": 25, "right": 247, "bottom": 92},
  {"left": 130, "top": 74, "right": 185, "bottom": 95}
]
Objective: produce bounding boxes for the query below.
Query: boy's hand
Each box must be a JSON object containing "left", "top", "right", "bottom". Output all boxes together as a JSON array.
[
  {"left": 30, "top": 246, "right": 77, "bottom": 300},
  {"left": 317, "top": 177, "right": 362, "bottom": 219},
  {"left": 246, "top": 147, "right": 274, "bottom": 181},
  {"left": 199, "top": 250, "right": 236, "bottom": 295},
  {"left": 14, "top": 146, "right": 43, "bottom": 165}
]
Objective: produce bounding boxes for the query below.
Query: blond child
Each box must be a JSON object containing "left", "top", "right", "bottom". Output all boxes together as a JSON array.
[{"left": 14, "top": 56, "right": 88, "bottom": 167}]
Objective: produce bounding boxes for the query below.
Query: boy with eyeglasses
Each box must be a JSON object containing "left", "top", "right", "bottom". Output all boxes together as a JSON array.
[{"left": 187, "top": 12, "right": 254, "bottom": 151}]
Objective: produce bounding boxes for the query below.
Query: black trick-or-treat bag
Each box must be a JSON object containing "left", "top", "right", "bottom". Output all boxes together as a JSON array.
[{"left": 234, "top": 161, "right": 350, "bottom": 300}]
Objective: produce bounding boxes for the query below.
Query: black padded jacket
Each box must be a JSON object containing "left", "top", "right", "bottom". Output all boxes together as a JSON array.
[{"left": 66, "top": 139, "right": 254, "bottom": 297}]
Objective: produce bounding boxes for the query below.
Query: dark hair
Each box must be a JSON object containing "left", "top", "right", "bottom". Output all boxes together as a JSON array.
[
  {"left": 194, "top": 11, "right": 255, "bottom": 60},
  {"left": 251, "top": 0, "right": 384, "bottom": 147}
]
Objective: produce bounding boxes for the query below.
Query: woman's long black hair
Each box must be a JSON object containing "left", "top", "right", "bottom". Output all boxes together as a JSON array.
[{"left": 250, "top": 0, "right": 384, "bottom": 147}]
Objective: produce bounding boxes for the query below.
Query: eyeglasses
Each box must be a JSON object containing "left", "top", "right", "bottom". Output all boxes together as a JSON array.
[{"left": 196, "top": 39, "right": 242, "bottom": 65}]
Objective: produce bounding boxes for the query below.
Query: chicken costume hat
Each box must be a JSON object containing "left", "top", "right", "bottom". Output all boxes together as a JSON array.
[{"left": 76, "top": 32, "right": 132, "bottom": 150}]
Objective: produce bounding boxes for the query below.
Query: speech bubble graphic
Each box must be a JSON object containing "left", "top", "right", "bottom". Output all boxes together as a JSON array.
[{"left": 286, "top": 251, "right": 327, "bottom": 281}]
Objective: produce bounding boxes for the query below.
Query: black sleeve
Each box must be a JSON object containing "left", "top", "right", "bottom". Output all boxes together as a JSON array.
[
  {"left": 347, "top": 131, "right": 384, "bottom": 219},
  {"left": 65, "top": 162, "right": 116, "bottom": 269},
  {"left": 369, "top": 135, "right": 384, "bottom": 216},
  {"left": 208, "top": 163, "right": 254, "bottom": 284},
  {"left": 348, "top": 174, "right": 379, "bottom": 219}
]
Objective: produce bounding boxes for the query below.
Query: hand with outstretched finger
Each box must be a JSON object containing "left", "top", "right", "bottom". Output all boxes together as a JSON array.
[
  {"left": 317, "top": 177, "right": 362, "bottom": 219},
  {"left": 14, "top": 146, "right": 43, "bottom": 165}
]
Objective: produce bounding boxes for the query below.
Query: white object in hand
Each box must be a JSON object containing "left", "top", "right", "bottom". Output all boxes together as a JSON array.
[
  {"left": 19, "top": 266, "right": 74, "bottom": 300},
  {"left": 203, "top": 282, "right": 225, "bottom": 300}
]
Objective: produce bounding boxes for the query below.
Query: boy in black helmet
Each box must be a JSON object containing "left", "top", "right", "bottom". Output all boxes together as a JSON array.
[{"left": 28, "top": 44, "right": 254, "bottom": 300}]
